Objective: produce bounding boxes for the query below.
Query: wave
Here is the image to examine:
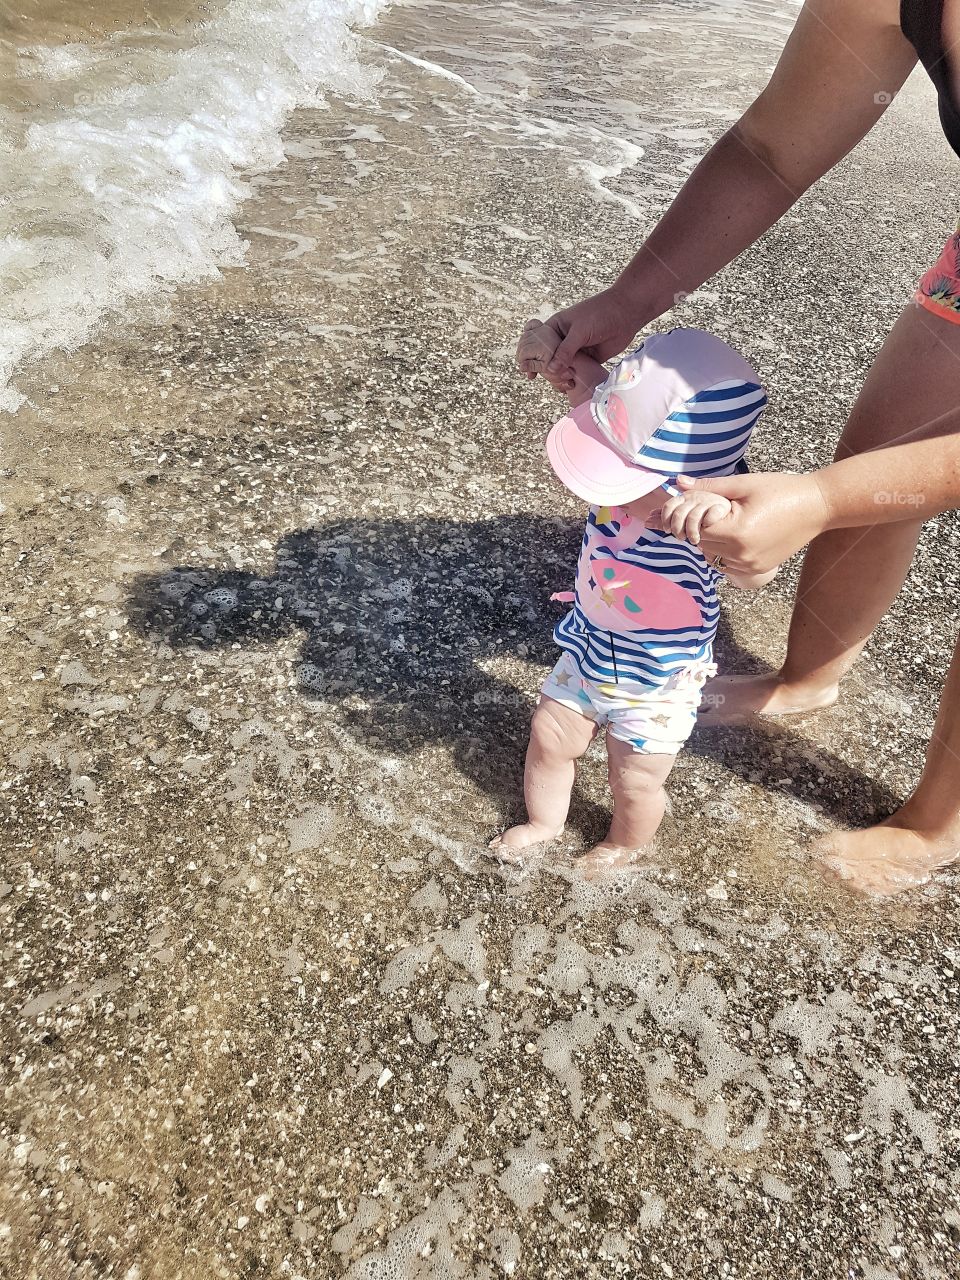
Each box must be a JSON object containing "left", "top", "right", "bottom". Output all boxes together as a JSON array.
[{"left": 0, "top": 0, "right": 388, "bottom": 414}]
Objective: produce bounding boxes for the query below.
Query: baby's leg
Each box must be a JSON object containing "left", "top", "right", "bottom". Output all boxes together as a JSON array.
[
  {"left": 578, "top": 737, "right": 675, "bottom": 871},
  {"left": 491, "top": 695, "right": 598, "bottom": 857}
]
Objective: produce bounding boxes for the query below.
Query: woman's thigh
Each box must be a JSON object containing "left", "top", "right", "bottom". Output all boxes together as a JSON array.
[{"left": 836, "top": 301, "right": 960, "bottom": 460}]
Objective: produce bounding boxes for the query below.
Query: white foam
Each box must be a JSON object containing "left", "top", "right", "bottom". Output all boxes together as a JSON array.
[
  {"left": 373, "top": 41, "right": 480, "bottom": 94},
  {"left": 379, "top": 940, "right": 436, "bottom": 994},
  {"left": 1, "top": 0, "right": 386, "bottom": 413},
  {"left": 344, "top": 1187, "right": 464, "bottom": 1280},
  {"left": 496, "top": 1130, "right": 558, "bottom": 1211},
  {"left": 408, "top": 877, "right": 449, "bottom": 916},
  {"left": 437, "top": 913, "right": 487, "bottom": 984},
  {"left": 285, "top": 804, "right": 335, "bottom": 852}
]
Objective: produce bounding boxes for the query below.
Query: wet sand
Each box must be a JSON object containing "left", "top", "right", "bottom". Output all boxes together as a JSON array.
[{"left": 3, "top": 2, "right": 960, "bottom": 1277}]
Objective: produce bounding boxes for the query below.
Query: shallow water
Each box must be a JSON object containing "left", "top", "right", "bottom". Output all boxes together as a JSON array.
[
  {"left": 1, "top": 0, "right": 386, "bottom": 413},
  {"left": 3, "top": 1, "right": 960, "bottom": 1277},
  {"left": 1, "top": 0, "right": 800, "bottom": 416}
]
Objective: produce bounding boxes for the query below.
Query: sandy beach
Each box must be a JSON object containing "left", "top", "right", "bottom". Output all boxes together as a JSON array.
[{"left": 3, "top": 1, "right": 960, "bottom": 1276}]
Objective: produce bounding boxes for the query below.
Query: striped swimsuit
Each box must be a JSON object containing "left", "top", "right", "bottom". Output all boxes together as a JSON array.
[{"left": 554, "top": 506, "right": 722, "bottom": 695}]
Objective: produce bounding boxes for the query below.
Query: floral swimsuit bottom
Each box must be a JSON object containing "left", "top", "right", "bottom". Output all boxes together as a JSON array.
[{"left": 916, "top": 224, "right": 960, "bottom": 324}]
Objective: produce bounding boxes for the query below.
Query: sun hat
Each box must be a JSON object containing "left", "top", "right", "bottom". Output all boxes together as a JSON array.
[{"left": 545, "top": 328, "right": 766, "bottom": 505}]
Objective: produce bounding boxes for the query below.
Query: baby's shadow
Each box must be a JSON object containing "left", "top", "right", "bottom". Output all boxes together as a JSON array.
[
  {"left": 126, "top": 515, "right": 611, "bottom": 843},
  {"left": 126, "top": 516, "right": 898, "bottom": 841}
]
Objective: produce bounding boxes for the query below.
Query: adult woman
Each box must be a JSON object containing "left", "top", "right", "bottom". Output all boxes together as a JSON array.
[{"left": 520, "top": 0, "right": 960, "bottom": 896}]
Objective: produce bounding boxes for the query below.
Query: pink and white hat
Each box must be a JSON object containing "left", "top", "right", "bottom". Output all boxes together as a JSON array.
[{"left": 546, "top": 328, "right": 766, "bottom": 505}]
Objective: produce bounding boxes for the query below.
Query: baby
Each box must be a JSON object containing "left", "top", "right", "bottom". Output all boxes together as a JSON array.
[{"left": 492, "top": 324, "right": 776, "bottom": 870}]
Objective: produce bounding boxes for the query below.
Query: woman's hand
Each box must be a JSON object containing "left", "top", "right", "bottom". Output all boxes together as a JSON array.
[
  {"left": 516, "top": 285, "right": 642, "bottom": 389},
  {"left": 646, "top": 472, "right": 830, "bottom": 575}
]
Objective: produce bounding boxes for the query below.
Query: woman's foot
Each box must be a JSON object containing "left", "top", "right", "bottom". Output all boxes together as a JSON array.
[
  {"left": 699, "top": 671, "right": 838, "bottom": 723},
  {"left": 814, "top": 813, "right": 960, "bottom": 898},
  {"left": 488, "top": 821, "right": 564, "bottom": 863}
]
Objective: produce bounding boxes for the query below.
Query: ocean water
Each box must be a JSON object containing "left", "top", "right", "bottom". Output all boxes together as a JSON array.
[
  {"left": 5, "top": 2, "right": 960, "bottom": 1277},
  {"left": 1, "top": 0, "right": 802, "bottom": 416},
  {"left": 1, "top": 0, "right": 386, "bottom": 413}
]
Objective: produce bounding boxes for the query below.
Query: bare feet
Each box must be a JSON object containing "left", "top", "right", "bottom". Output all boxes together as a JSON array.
[
  {"left": 814, "top": 814, "right": 960, "bottom": 898},
  {"left": 699, "top": 671, "right": 838, "bottom": 724},
  {"left": 488, "top": 821, "right": 564, "bottom": 863},
  {"left": 574, "top": 841, "right": 647, "bottom": 875}
]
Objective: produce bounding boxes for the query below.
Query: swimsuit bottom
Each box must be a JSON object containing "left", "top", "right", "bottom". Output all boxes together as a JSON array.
[
  {"left": 540, "top": 649, "right": 717, "bottom": 755},
  {"left": 916, "top": 223, "right": 960, "bottom": 325}
]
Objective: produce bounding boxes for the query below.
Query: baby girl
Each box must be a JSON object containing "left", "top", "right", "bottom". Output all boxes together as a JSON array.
[{"left": 492, "top": 324, "right": 777, "bottom": 870}]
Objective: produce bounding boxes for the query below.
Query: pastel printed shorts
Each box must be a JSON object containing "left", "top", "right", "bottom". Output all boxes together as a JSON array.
[
  {"left": 540, "top": 650, "right": 717, "bottom": 755},
  {"left": 916, "top": 224, "right": 960, "bottom": 325}
]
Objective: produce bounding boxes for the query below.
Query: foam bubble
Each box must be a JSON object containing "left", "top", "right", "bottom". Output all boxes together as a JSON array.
[
  {"left": 357, "top": 793, "right": 397, "bottom": 827},
  {"left": 409, "top": 878, "right": 449, "bottom": 917},
  {"left": 285, "top": 804, "right": 334, "bottom": 853},
  {"left": 437, "top": 914, "right": 486, "bottom": 984},
  {"left": 343, "top": 1187, "right": 463, "bottom": 1279},
  {"left": 496, "top": 1130, "right": 558, "bottom": 1211},
  {"left": 204, "top": 587, "right": 239, "bottom": 611}
]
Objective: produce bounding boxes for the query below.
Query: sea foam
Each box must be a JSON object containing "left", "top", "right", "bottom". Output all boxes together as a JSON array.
[{"left": 1, "top": 0, "right": 387, "bottom": 413}]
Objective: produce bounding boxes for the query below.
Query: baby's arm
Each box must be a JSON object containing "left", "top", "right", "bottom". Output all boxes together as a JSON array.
[
  {"left": 723, "top": 564, "right": 779, "bottom": 590},
  {"left": 517, "top": 320, "right": 607, "bottom": 405}
]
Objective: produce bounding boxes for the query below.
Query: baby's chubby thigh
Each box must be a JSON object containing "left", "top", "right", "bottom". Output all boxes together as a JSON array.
[{"left": 539, "top": 651, "right": 602, "bottom": 721}]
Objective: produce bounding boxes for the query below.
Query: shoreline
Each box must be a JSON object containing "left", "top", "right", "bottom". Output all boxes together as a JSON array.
[{"left": 2, "top": 3, "right": 959, "bottom": 1276}]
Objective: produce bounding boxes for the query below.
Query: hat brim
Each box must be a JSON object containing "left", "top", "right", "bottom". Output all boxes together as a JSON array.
[{"left": 546, "top": 401, "right": 669, "bottom": 506}]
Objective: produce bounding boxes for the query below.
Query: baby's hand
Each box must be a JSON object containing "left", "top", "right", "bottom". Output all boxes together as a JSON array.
[
  {"left": 516, "top": 319, "right": 576, "bottom": 392},
  {"left": 650, "top": 488, "right": 733, "bottom": 546},
  {"left": 517, "top": 318, "right": 611, "bottom": 406}
]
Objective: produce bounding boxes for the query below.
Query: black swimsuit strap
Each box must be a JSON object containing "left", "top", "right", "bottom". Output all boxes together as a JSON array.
[{"left": 901, "top": 0, "right": 960, "bottom": 156}]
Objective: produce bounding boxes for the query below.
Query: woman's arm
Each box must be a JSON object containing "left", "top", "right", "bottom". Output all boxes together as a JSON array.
[
  {"left": 658, "top": 416, "right": 960, "bottom": 576},
  {"left": 650, "top": 300, "right": 960, "bottom": 574},
  {"left": 819, "top": 417, "right": 960, "bottom": 529},
  {"left": 537, "top": 0, "right": 916, "bottom": 377},
  {"left": 617, "top": 0, "right": 916, "bottom": 321}
]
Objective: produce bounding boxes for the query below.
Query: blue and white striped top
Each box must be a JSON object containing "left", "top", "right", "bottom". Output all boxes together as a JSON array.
[{"left": 554, "top": 507, "right": 723, "bottom": 693}]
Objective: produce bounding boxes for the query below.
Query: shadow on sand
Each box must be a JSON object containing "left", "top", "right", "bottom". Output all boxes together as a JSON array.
[{"left": 126, "top": 516, "right": 900, "bottom": 843}]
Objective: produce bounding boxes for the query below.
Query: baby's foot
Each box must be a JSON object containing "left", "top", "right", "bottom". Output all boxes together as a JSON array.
[
  {"left": 814, "top": 817, "right": 960, "bottom": 898},
  {"left": 699, "top": 671, "right": 838, "bottom": 723},
  {"left": 488, "top": 822, "right": 564, "bottom": 864},
  {"left": 574, "top": 841, "right": 646, "bottom": 876}
]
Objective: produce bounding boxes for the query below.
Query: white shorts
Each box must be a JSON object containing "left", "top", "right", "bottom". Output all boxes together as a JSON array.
[{"left": 540, "top": 650, "right": 716, "bottom": 755}]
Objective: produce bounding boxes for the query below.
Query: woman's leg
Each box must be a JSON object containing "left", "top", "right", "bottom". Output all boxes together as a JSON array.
[
  {"left": 816, "top": 628, "right": 960, "bottom": 896},
  {"left": 705, "top": 303, "right": 959, "bottom": 719}
]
